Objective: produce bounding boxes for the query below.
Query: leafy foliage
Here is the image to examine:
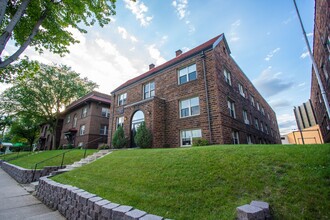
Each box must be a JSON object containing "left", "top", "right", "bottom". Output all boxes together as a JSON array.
[
  {"left": 0, "top": 0, "right": 123, "bottom": 69},
  {"left": 192, "top": 138, "right": 209, "bottom": 147},
  {"left": 134, "top": 122, "right": 152, "bottom": 148},
  {"left": 112, "top": 126, "right": 127, "bottom": 149},
  {"left": 0, "top": 59, "right": 98, "bottom": 149}
]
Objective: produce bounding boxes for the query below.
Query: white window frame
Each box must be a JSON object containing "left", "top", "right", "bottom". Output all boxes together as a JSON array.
[
  {"left": 255, "top": 118, "right": 259, "bottom": 130},
  {"left": 180, "top": 129, "right": 202, "bottom": 147},
  {"left": 243, "top": 110, "right": 249, "bottom": 124},
  {"left": 250, "top": 95, "right": 255, "bottom": 107},
  {"left": 101, "top": 107, "right": 110, "bottom": 118},
  {"left": 118, "top": 93, "right": 127, "bottom": 106},
  {"left": 143, "top": 81, "right": 155, "bottom": 99},
  {"left": 100, "top": 124, "right": 108, "bottom": 135},
  {"left": 224, "top": 69, "right": 232, "bottom": 86},
  {"left": 261, "top": 107, "right": 265, "bottom": 115},
  {"left": 66, "top": 115, "right": 71, "bottom": 124},
  {"left": 178, "top": 64, "right": 197, "bottom": 85},
  {"left": 232, "top": 131, "right": 239, "bottom": 144},
  {"left": 82, "top": 106, "right": 88, "bottom": 118},
  {"left": 260, "top": 121, "right": 264, "bottom": 132},
  {"left": 227, "top": 99, "right": 236, "bottom": 118},
  {"left": 322, "top": 63, "right": 329, "bottom": 81},
  {"left": 80, "top": 125, "right": 86, "bottom": 136},
  {"left": 180, "top": 97, "right": 200, "bottom": 118},
  {"left": 73, "top": 114, "right": 77, "bottom": 128},
  {"left": 256, "top": 102, "right": 260, "bottom": 111},
  {"left": 238, "top": 83, "right": 245, "bottom": 97},
  {"left": 265, "top": 124, "right": 269, "bottom": 134},
  {"left": 116, "top": 117, "right": 124, "bottom": 128},
  {"left": 247, "top": 135, "right": 252, "bottom": 144}
]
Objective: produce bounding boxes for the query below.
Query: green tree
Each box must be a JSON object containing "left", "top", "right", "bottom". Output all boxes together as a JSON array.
[
  {"left": 0, "top": 114, "right": 12, "bottom": 140},
  {"left": 0, "top": 60, "right": 98, "bottom": 149},
  {"left": 0, "top": 0, "right": 125, "bottom": 70},
  {"left": 112, "top": 126, "right": 127, "bottom": 149},
  {"left": 134, "top": 122, "right": 152, "bottom": 148},
  {"left": 8, "top": 116, "right": 40, "bottom": 150}
]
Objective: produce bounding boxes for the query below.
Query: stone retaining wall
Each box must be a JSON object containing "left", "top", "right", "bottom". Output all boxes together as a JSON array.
[
  {"left": 0, "top": 160, "right": 63, "bottom": 184},
  {"left": 36, "top": 176, "right": 167, "bottom": 220}
]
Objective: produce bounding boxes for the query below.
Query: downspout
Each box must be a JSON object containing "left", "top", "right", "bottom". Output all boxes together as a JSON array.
[
  {"left": 201, "top": 51, "right": 213, "bottom": 144},
  {"left": 109, "top": 93, "right": 116, "bottom": 148}
]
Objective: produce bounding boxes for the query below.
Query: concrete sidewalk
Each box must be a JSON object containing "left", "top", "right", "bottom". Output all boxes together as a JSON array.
[{"left": 0, "top": 168, "right": 65, "bottom": 220}]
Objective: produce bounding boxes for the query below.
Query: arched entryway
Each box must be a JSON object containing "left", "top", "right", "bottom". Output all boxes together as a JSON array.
[{"left": 131, "top": 110, "right": 145, "bottom": 147}]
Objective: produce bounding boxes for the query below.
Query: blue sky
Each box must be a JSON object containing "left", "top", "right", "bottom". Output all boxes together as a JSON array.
[{"left": 3, "top": 0, "right": 315, "bottom": 135}]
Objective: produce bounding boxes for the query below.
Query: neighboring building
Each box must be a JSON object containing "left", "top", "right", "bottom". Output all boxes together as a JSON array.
[
  {"left": 38, "top": 120, "right": 63, "bottom": 150},
  {"left": 293, "top": 100, "right": 317, "bottom": 130},
  {"left": 108, "top": 34, "right": 281, "bottom": 148},
  {"left": 282, "top": 125, "right": 324, "bottom": 145},
  {"left": 59, "top": 91, "right": 111, "bottom": 149},
  {"left": 310, "top": 0, "right": 330, "bottom": 142}
]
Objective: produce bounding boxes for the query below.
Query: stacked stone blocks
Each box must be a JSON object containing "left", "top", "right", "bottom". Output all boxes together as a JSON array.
[{"left": 36, "top": 176, "right": 168, "bottom": 220}]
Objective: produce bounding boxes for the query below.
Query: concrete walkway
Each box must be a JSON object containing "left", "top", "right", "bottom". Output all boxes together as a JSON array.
[{"left": 0, "top": 168, "right": 65, "bottom": 220}]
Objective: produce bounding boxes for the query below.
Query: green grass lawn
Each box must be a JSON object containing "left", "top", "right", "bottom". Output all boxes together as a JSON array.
[
  {"left": 52, "top": 144, "right": 330, "bottom": 220},
  {"left": 0, "top": 151, "right": 32, "bottom": 161},
  {"left": 7, "top": 149, "right": 97, "bottom": 169}
]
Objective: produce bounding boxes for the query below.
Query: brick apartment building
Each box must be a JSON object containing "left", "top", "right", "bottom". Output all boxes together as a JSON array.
[
  {"left": 108, "top": 34, "right": 281, "bottom": 148},
  {"left": 59, "top": 91, "right": 111, "bottom": 149},
  {"left": 38, "top": 120, "right": 63, "bottom": 150},
  {"left": 310, "top": 0, "right": 330, "bottom": 143}
]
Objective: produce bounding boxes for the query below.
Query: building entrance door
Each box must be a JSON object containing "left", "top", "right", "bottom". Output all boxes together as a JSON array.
[{"left": 131, "top": 110, "right": 145, "bottom": 148}]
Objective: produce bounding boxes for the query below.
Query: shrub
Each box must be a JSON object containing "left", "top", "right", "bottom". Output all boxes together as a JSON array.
[
  {"left": 98, "top": 144, "right": 110, "bottom": 150},
  {"left": 112, "top": 126, "right": 127, "bottom": 149},
  {"left": 134, "top": 122, "right": 152, "bottom": 148},
  {"left": 192, "top": 138, "right": 209, "bottom": 147}
]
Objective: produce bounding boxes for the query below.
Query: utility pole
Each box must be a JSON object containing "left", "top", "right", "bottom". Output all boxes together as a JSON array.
[{"left": 293, "top": 0, "right": 330, "bottom": 119}]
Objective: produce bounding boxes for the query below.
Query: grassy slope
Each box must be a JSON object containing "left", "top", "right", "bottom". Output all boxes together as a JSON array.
[
  {"left": 52, "top": 145, "right": 330, "bottom": 219},
  {"left": 8, "top": 149, "right": 96, "bottom": 169}
]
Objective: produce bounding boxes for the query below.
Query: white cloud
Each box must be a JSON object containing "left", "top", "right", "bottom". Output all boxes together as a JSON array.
[
  {"left": 118, "top": 26, "right": 138, "bottom": 43},
  {"left": 147, "top": 44, "right": 166, "bottom": 66},
  {"left": 264, "top": 47, "right": 280, "bottom": 61},
  {"left": 172, "top": 0, "right": 188, "bottom": 20},
  {"left": 124, "top": 0, "right": 153, "bottom": 27},
  {"left": 172, "top": 0, "right": 195, "bottom": 34},
  {"left": 253, "top": 66, "right": 294, "bottom": 97},
  {"left": 300, "top": 51, "right": 309, "bottom": 59},
  {"left": 306, "top": 32, "right": 313, "bottom": 37},
  {"left": 229, "top": 19, "right": 241, "bottom": 43},
  {"left": 277, "top": 113, "right": 297, "bottom": 134},
  {"left": 298, "top": 82, "right": 306, "bottom": 87}
]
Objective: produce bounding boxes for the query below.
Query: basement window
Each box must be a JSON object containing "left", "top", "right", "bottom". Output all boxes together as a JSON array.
[{"left": 181, "top": 129, "right": 202, "bottom": 146}]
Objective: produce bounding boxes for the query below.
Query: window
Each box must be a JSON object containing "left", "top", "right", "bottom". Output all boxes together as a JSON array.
[
  {"left": 261, "top": 107, "right": 265, "bottom": 115},
  {"left": 322, "top": 63, "right": 329, "bottom": 81},
  {"left": 100, "top": 125, "right": 108, "bottom": 135},
  {"left": 73, "top": 114, "right": 77, "bottom": 128},
  {"left": 80, "top": 125, "right": 86, "bottom": 136},
  {"left": 180, "top": 97, "right": 200, "bottom": 118},
  {"left": 265, "top": 124, "right": 269, "bottom": 134},
  {"left": 247, "top": 135, "right": 252, "bottom": 144},
  {"left": 101, "top": 107, "right": 110, "bottom": 118},
  {"left": 116, "top": 116, "right": 124, "bottom": 128},
  {"left": 118, "top": 93, "right": 127, "bottom": 106},
  {"left": 178, "top": 64, "right": 197, "bottom": 85},
  {"left": 256, "top": 102, "right": 260, "bottom": 111},
  {"left": 66, "top": 115, "right": 71, "bottom": 124},
  {"left": 254, "top": 118, "right": 259, "bottom": 130},
  {"left": 250, "top": 95, "right": 255, "bottom": 107},
  {"left": 82, "top": 106, "right": 88, "bottom": 118},
  {"left": 232, "top": 131, "right": 239, "bottom": 144},
  {"left": 224, "top": 69, "right": 232, "bottom": 85},
  {"left": 267, "top": 113, "right": 270, "bottom": 121},
  {"left": 143, "top": 81, "right": 155, "bottom": 99},
  {"left": 260, "top": 121, "right": 264, "bottom": 132},
  {"left": 238, "top": 83, "right": 245, "bottom": 97},
  {"left": 243, "top": 110, "right": 249, "bottom": 124},
  {"left": 181, "top": 129, "right": 202, "bottom": 146},
  {"left": 227, "top": 99, "right": 236, "bottom": 118}
]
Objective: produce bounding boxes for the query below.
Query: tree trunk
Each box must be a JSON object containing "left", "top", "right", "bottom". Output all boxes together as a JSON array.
[
  {"left": 0, "top": 0, "right": 8, "bottom": 27},
  {"left": 0, "top": 8, "right": 47, "bottom": 68}
]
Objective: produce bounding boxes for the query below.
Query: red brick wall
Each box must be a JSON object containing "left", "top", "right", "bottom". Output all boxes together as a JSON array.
[{"left": 310, "top": 0, "right": 330, "bottom": 143}]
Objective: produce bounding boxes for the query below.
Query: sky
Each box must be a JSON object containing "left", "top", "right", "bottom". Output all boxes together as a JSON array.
[{"left": 2, "top": 0, "right": 315, "bottom": 135}]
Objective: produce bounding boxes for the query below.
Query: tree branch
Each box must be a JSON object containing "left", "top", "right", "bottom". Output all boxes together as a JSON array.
[
  {"left": 0, "top": 0, "right": 8, "bottom": 27},
  {"left": 0, "top": 10, "right": 47, "bottom": 69},
  {"left": 0, "top": 0, "right": 31, "bottom": 56}
]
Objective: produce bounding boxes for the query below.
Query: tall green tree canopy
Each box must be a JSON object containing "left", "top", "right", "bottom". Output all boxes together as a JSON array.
[
  {"left": 0, "top": 0, "right": 120, "bottom": 71},
  {"left": 0, "top": 59, "right": 98, "bottom": 149}
]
